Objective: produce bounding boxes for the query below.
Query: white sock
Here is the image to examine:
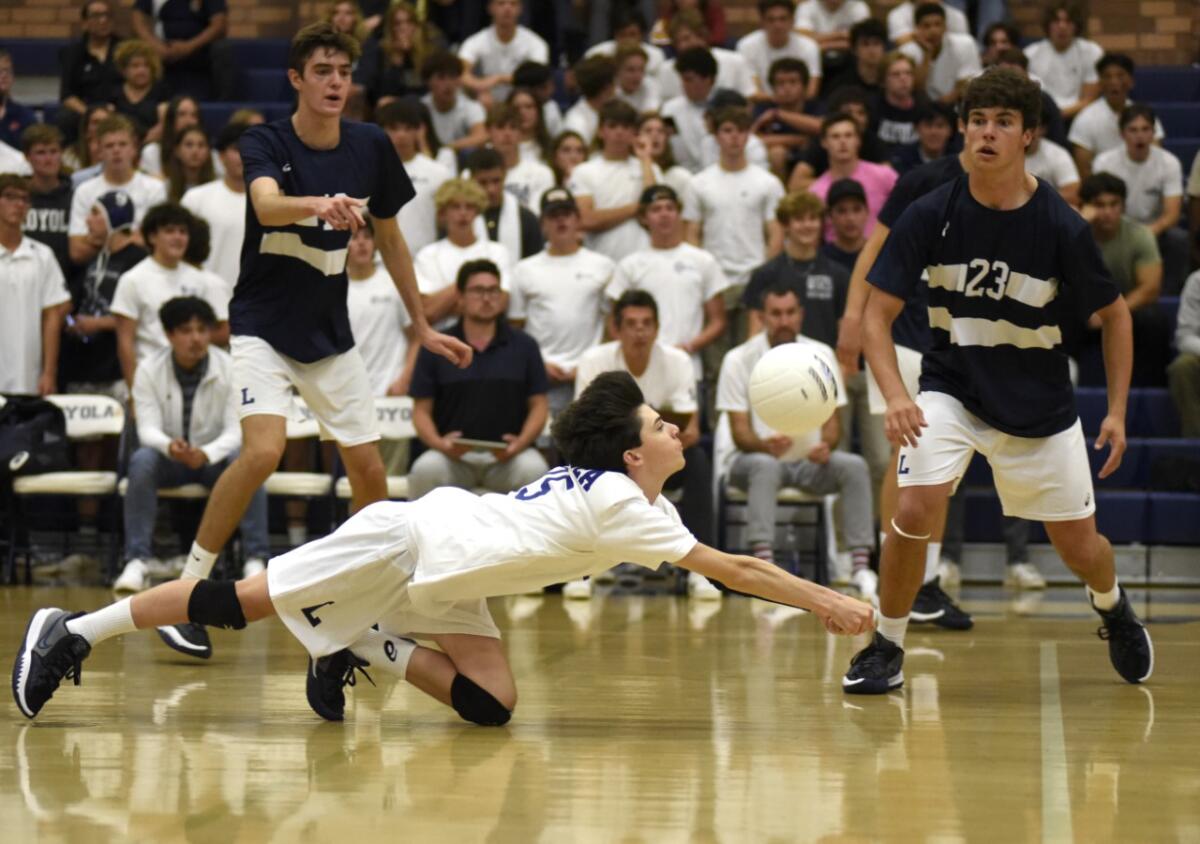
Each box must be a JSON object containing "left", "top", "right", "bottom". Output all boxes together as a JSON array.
[
  {"left": 879, "top": 530, "right": 887, "bottom": 551},
  {"left": 1088, "top": 578, "right": 1121, "bottom": 611},
  {"left": 878, "top": 613, "right": 909, "bottom": 650},
  {"left": 65, "top": 598, "right": 137, "bottom": 646},
  {"left": 348, "top": 628, "right": 417, "bottom": 679},
  {"left": 181, "top": 542, "right": 218, "bottom": 580},
  {"left": 924, "top": 541, "right": 942, "bottom": 584}
]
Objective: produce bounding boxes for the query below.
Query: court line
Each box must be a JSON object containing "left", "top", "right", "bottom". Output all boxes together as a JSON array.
[{"left": 1040, "top": 641, "right": 1073, "bottom": 843}]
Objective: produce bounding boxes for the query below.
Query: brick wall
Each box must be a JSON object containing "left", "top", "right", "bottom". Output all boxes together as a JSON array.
[{"left": 1, "top": 0, "right": 1197, "bottom": 66}]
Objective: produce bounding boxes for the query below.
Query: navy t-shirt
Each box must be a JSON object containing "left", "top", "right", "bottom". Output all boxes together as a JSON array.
[
  {"left": 232, "top": 118, "right": 415, "bottom": 362},
  {"left": 869, "top": 175, "right": 1120, "bottom": 438}
]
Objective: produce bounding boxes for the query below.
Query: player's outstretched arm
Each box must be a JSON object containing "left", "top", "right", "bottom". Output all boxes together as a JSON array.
[
  {"left": 248, "top": 177, "right": 366, "bottom": 231},
  {"left": 675, "top": 543, "right": 875, "bottom": 635},
  {"left": 863, "top": 287, "right": 926, "bottom": 448}
]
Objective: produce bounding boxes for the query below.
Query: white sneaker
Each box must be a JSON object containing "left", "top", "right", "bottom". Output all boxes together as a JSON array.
[
  {"left": 937, "top": 559, "right": 962, "bottom": 589},
  {"left": 687, "top": 572, "right": 722, "bottom": 600},
  {"left": 242, "top": 558, "right": 266, "bottom": 579},
  {"left": 112, "top": 559, "right": 150, "bottom": 595},
  {"left": 562, "top": 578, "right": 592, "bottom": 600},
  {"left": 1005, "top": 562, "right": 1047, "bottom": 590},
  {"left": 851, "top": 567, "right": 879, "bottom": 607}
]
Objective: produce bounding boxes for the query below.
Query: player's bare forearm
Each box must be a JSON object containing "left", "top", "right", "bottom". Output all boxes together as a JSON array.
[
  {"left": 40, "top": 306, "right": 63, "bottom": 387},
  {"left": 837, "top": 224, "right": 889, "bottom": 372},
  {"left": 1097, "top": 297, "right": 1133, "bottom": 420},
  {"left": 372, "top": 215, "right": 430, "bottom": 334},
  {"left": 862, "top": 289, "right": 907, "bottom": 403}
]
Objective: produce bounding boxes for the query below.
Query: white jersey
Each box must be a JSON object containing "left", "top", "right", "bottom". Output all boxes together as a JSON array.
[
  {"left": 509, "top": 247, "right": 613, "bottom": 369},
  {"left": 403, "top": 468, "right": 697, "bottom": 615},
  {"left": 110, "top": 256, "right": 230, "bottom": 364},
  {"left": 347, "top": 266, "right": 412, "bottom": 396},
  {"left": 181, "top": 179, "right": 246, "bottom": 292}
]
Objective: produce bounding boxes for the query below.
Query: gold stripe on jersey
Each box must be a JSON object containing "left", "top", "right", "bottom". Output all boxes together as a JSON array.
[
  {"left": 259, "top": 232, "right": 349, "bottom": 276},
  {"left": 928, "top": 307, "right": 1063, "bottom": 350},
  {"left": 927, "top": 263, "right": 1059, "bottom": 308}
]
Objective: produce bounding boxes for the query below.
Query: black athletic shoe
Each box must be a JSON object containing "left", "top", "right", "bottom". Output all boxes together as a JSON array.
[
  {"left": 156, "top": 623, "right": 212, "bottom": 659},
  {"left": 12, "top": 608, "right": 91, "bottom": 719},
  {"left": 1094, "top": 588, "right": 1154, "bottom": 684},
  {"left": 306, "top": 650, "right": 374, "bottom": 722},
  {"left": 843, "top": 633, "right": 905, "bottom": 695},
  {"left": 910, "top": 579, "right": 974, "bottom": 630}
]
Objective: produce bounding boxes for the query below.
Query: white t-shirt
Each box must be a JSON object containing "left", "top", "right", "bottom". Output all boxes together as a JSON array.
[
  {"left": 505, "top": 157, "right": 556, "bottom": 212},
  {"left": 658, "top": 48, "right": 757, "bottom": 102},
  {"left": 1093, "top": 145, "right": 1184, "bottom": 225},
  {"left": 347, "top": 266, "right": 412, "bottom": 396},
  {"left": 567, "top": 155, "right": 662, "bottom": 261},
  {"left": 899, "top": 33, "right": 981, "bottom": 102},
  {"left": 421, "top": 92, "right": 486, "bottom": 146},
  {"left": 736, "top": 30, "right": 823, "bottom": 94},
  {"left": 69, "top": 171, "right": 168, "bottom": 237},
  {"left": 508, "top": 247, "right": 614, "bottom": 369},
  {"left": 615, "top": 76, "right": 662, "bottom": 113},
  {"left": 793, "top": 0, "right": 870, "bottom": 33},
  {"left": 661, "top": 95, "right": 708, "bottom": 173},
  {"left": 402, "top": 469, "right": 697, "bottom": 614},
  {"left": 606, "top": 242, "right": 729, "bottom": 377},
  {"left": 1068, "top": 97, "right": 1167, "bottom": 156},
  {"left": 562, "top": 99, "right": 600, "bottom": 146},
  {"left": 414, "top": 236, "right": 512, "bottom": 303},
  {"left": 180, "top": 179, "right": 245, "bottom": 293},
  {"left": 1023, "top": 38, "right": 1103, "bottom": 110},
  {"left": 0, "top": 238, "right": 70, "bottom": 394},
  {"left": 575, "top": 340, "right": 698, "bottom": 415},
  {"left": 887, "top": 1, "right": 970, "bottom": 42},
  {"left": 110, "top": 256, "right": 230, "bottom": 364},
  {"left": 585, "top": 39, "right": 667, "bottom": 76},
  {"left": 714, "top": 332, "right": 846, "bottom": 477},
  {"left": 458, "top": 25, "right": 549, "bottom": 101},
  {"left": 682, "top": 163, "right": 785, "bottom": 280},
  {"left": 139, "top": 143, "right": 223, "bottom": 180},
  {"left": 663, "top": 165, "right": 694, "bottom": 202},
  {"left": 1025, "top": 138, "right": 1080, "bottom": 188},
  {"left": 0, "top": 140, "right": 32, "bottom": 176},
  {"left": 397, "top": 153, "right": 454, "bottom": 255},
  {"left": 700, "top": 134, "right": 770, "bottom": 170},
  {"left": 543, "top": 100, "right": 563, "bottom": 138}
]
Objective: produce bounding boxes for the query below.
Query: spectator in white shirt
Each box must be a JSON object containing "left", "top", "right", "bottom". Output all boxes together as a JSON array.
[
  {"left": 585, "top": 9, "right": 667, "bottom": 78},
  {"left": 636, "top": 113, "right": 694, "bottom": 202},
  {"left": 509, "top": 187, "right": 614, "bottom": 416},
  {"left": 569, "top": 100, "right": 662, "bottom": 262},
  {"left": 0, "top": 138, "right": 32, "bottom": 176},
  {"left": 1024, "top": 103, "right": 1081, "bottom": 207},
  {"left": 562, "top": 55, "right": 616, "bottom": 147},
  {"left": 660, "top": 47, "right": 718, "bottom": 174},
  {"left": 613, "top": 44, "right": 662, "bottom": 114},
  {"left": 420, "top": 51, "right": 488, "bottom": 154},
  {"left": 792, "top": 0, "right": 870, "bottom": 53},
  {"left": 375, "top": 98, "right": 454, "bottom": 256},
  {"left": 898, "top": 3, "right": 981, "bottom": 106},
  {"left": 511, "top": 61, "right": 563, "bottom": 139},
  {"left": 1023, "top": 2, "right": 1102, "bottom": 119},
  {"left": 507, "top": 86, "right": 553, "bottom": 164},
  {"left": 738, "top": 0, "right": 822, "bottom": 101},
  {"left": 466, "top": 147, "right": 544, "bottom": 261},
  {"left": 1069, "top": 53, "right": 1165, "bottom": 180},
  {"left": 658, "top": 10, "right": 759, "bottom": 103},
  {"left": 887, "top": 0, "right": 969, "bottom": 46},
  {"left": 458, "top": 0, "right": 549, "bottom": 106},
  {"left": 0, "top": 173, "right": 69, "bottom": 395},
  {"left": 180, "top": 122, "right": 247, "bottom": 296},
  {"left": 481, "top": 103, "right": 555, "bottom": 213}
]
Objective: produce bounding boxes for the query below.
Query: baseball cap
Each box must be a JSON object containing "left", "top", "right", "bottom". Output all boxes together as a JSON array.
[
  {"left": 826, "top": 178, "right": 866, "bottom": 209},
  {"left": 94, "top": 190, "right": 135, "bottom": 232},
  {"left": 540, "top": 186, "right": 578, "bottom": 216},
  {"left": 638, "top": 184, "right": 679, "bottom": 208}
]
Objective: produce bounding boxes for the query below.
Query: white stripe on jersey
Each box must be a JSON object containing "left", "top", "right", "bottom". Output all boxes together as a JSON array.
[
  {"left": 927, "top": 263, "right": 1059, "bottom": 308},
  {"left": 928, "top": 307, "right": 1062, "bottom": 350},
  {"left": 260, "top": 232, "right": 349, "bottom": 276}
]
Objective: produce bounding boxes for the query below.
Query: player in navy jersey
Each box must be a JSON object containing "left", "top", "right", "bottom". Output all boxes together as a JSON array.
[
  {"left": 843, "top": 68, "right": 1152, "bottom": 695},
  {"left": 151, "top": 23, "right": 472, "bottom": 660},
  {"left": 12, "top": 372, "right": 875, "bottom": 724}
]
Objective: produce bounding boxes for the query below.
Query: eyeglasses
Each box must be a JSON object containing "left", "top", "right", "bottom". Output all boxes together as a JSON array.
[{"left": 463, "top": 286, "right": 502, "bottom": 298}]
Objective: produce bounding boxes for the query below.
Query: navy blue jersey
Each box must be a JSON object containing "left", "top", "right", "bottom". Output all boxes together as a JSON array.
[
  {"left": 232, "top": 119, "right": 416, "bottom": 363},
  {"left": 869, "top": 175, "right": 1119, "bottom": 438}
]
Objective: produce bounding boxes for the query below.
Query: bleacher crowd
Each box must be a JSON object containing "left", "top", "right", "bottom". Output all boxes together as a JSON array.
[{"left": 0, "top": 0, "right": 1197, "bottom": 594}]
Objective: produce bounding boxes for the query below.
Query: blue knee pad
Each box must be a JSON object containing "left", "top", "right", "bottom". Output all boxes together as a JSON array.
[
  {"left": 450, "top": 673, "right": 511, "bottom": 726},
  {"left": 187, "top": 579, "right": 247, "bottom": 630}
]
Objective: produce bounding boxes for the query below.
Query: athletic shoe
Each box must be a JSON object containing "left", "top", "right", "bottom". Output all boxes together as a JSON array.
[
  {"left": 842, "top": 633, "right": 905, "bottom": 695},
  {"left": 910, "top": 580, "right": 974, "bottom": 630},
  {"left": 1005, "top": 562, "right": 1047, "bottom": 590},
  {"left": 12, "top": 608, "right": 91, "bottom": 718},
  {"left": 156, "top": 623, "right": 212, "bottom": 659},
  {"left": 112, "top": 559, "right": 150, "bottom": 595},
  {"left": 851, "top": 567, "right": 879, "bottom": 607},
  {"left": 562, "top": 578, "right": 592, "bottom": 600},
  {"left": 593, "top": 567, "right": 616, "bottom": 584},
  {"left": 306, "top": 650, "right": 374, "bottom": 721},
  {"left": 687, "top": 571, "right": 722, "bottom": 600},
  {"left": 242, "top": 558, "right": 266, "bottom": 579},
  {"left": 1093, "top": 588, "right": 1154, "bottom": 684},
  {"left": 937, "top": 559, "right": 962, "bottom": 589}
]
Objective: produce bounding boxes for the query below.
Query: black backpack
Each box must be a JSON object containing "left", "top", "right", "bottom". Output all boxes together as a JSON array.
[{"left": 0, "top": 396, "right": 71, "bottom": 480}]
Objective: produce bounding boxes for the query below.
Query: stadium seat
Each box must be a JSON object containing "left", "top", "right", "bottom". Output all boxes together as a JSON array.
[
  {"left": 3, "top": 39, "right": 69, "bottom": 76},
  {"left": 228, "top": 39, "right": 293, "bottom": 72},
  {"left": 1147, "top": 493, "right": 1200, "bottom": 544},
  {"left": 1160, "top": 296, "right": 1180, "bottom": 346},
  {"left": 198, "top": 102, "right": 293, "bottom": 136},
  {"left": 1150, "top": 104, "right": 1200, "bottom": 139},
  {"left": 718, "top": 484, "right": 831, "bottom": 584},
  {"left": 1134, "top": 67, "right": 1200, "bottom": 103},
  {"left": 1129, "top": 388, "right": 1181, "bottom": 438},
  {"left": 242, "top": 69, "right": 292, "bottom": 103},
  {"left": 1163, "top": 139, "right": 1200, "bottom": 175},
  {"left": 1075, "top": 387, "right": 1108, "bottom": 436},
  {"left": 1087, "top": 437, "right": 1148, "bottom": 488}
]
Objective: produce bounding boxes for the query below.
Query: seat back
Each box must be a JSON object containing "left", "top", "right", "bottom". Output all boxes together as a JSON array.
[
  {"left": 46, "top": 394, "right": 125, "bottom": 439},
  {"left": 374, "top": 396, "right": 416, "bottom": 441}
]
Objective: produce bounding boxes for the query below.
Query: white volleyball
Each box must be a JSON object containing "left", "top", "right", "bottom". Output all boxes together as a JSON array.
[{"left": 748, "top": 342, "right": 840, "bottom": 435}]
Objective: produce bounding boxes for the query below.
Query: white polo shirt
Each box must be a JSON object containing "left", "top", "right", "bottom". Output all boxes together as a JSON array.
[{"left": 0, "top": 237, "right": 70, "bottom": 393}]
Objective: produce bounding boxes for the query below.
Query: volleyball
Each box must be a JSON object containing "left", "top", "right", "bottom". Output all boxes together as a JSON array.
[{"left": 748, "top": 342, "right": 840, "bottom": 435}]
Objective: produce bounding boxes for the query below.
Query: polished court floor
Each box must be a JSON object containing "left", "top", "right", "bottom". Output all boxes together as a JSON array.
[{"left": 1, "top": 584, "right": 1198, "bottom": 843}]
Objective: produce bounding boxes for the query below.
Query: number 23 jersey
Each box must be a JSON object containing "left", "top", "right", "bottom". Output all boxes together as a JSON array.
[{"left": 868, "top": 175, "right": 1119, "bottom": 437}]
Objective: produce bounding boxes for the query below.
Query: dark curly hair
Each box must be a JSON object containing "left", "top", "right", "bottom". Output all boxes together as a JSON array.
[{"left": 552, "top": 372, "right": 645, "bottom": 473}]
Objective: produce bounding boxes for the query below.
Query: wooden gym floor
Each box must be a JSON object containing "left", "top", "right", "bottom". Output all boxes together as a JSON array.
[{"left": 1, "top": 584, "right": 1198, "bottom": 843}]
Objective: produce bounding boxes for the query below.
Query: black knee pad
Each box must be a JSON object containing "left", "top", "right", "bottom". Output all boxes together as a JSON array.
[
  {"left": 450, "top": 673, "right": 511, "bottom": 726},
  {"left": 187, "top": 579, "right": 247, "bottom": 630}
]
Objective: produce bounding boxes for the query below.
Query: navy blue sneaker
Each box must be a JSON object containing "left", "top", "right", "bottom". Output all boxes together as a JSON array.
[
  {"left": 156, "top": 623, "right": 212, "bottom": 659},
  {"left": 306, "top": 650, "right": 374, "bottom": 721},
  {"left": 12, "top": 609, "right": 91, "bottom": 718},
  {"left": 1093, "top": 588, "right": 1153, "bottom": 684},
  {"left": 910, "top": 579, "right": 974, "bottom": 630},
  {"left": 843, "top": 633, "right": 905, "bottom": 695}
]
